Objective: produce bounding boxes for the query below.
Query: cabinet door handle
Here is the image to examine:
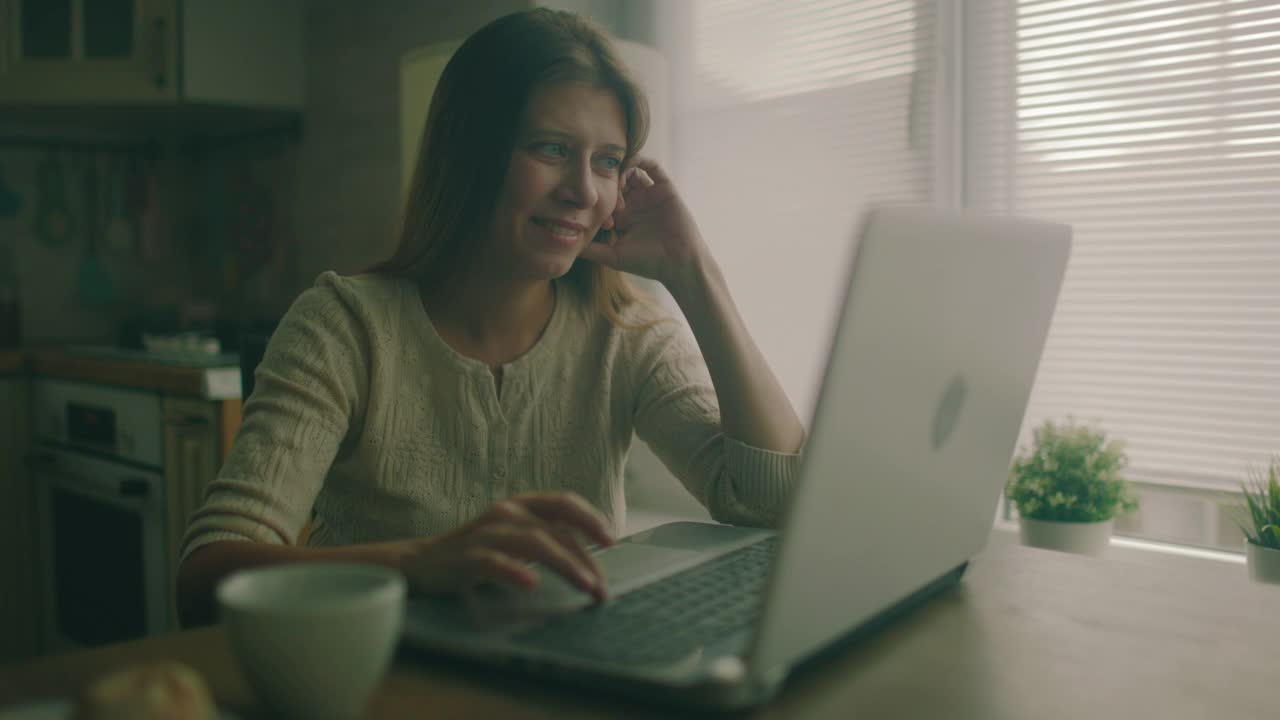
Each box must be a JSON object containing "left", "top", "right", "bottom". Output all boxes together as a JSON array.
[{"left": 152, "top": 16, "right": 168, "bottom": 89}]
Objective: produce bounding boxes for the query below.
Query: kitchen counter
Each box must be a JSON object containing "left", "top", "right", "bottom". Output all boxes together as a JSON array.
[{"left": 22, "top": 347, "right": 241, "bottom": 400}]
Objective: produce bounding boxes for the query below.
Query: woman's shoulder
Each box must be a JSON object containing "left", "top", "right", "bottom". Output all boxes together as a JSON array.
[
  {"left": 558, "top": 283, "right": 676, "bottom": 340},
  {"left": 296, "top": 271, "right": 417, "bottom": 312},
  {"left": 311, "top": 270, "right": 413, "bottom": 302},
  {"left": 587, "top": 293, "right": 692, "bottom": 371},
  {"left": 283, "top": 271, "right": 420, "bottom": 333}
]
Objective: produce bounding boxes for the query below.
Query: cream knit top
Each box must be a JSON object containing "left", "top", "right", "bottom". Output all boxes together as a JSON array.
[{"left": 180, "top": 271, "right": 802, "bottom": 563}]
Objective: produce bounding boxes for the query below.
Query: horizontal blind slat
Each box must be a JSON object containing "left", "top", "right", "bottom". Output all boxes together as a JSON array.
[{"left": 973, "top": 0, "right": 1280, "bottom": 489}]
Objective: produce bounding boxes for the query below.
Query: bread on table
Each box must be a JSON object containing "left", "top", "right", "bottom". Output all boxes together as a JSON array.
[{"left": 72, "top": 661, "right": 218, "bottom": 720}]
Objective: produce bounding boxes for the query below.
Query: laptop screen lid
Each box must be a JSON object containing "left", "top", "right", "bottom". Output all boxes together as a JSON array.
[{"left": 749, "top": 205, "right": 1071, "bottom": 675}]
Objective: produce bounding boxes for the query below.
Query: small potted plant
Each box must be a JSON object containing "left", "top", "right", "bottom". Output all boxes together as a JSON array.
[
  {"left": 1235, "top": 457, "right": 1280, "bottom": 584},
  {"left": 1005, "top": 417, "right": 1137, "bottom": 556}
]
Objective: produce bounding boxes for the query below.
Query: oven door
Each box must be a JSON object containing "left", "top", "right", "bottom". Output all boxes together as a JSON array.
[{"left": 34, "top": 448, "right": 168, "bottom": 651}]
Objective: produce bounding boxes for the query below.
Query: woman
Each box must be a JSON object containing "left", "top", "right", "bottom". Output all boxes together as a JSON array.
[{"left": 175, "top": 8, "right": 805, "bottom": 625}]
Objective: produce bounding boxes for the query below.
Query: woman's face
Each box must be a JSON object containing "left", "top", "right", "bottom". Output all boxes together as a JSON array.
[{"left": 488, "top": 82, "right": 627, "bottom": 282}]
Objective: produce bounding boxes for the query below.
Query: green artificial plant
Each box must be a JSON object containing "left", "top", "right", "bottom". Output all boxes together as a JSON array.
[
  {"left": 1006, "top": 417, "right": 1137, "bottom": 523},
  {"left": 1237, "top": 457, "right": 1280, "bottom": 550}
]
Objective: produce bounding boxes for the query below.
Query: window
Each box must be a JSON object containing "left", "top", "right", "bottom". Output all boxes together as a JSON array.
[
  {"left": 967, "top": 0, "right": 1280, "bottom": 499},
  {"left": 638, "top": 0, "right": 1278, "bottom": 548},
  {"left": 626, "top": 0, "right": 944, "bottom": 523},
  {"left": 656, "top": 0, "right": 943, "bottom": 417}
]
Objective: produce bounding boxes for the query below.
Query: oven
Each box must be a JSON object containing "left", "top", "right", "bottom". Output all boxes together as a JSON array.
[{"left": 29, "top": 379, "right": 169, "bottom": 651}]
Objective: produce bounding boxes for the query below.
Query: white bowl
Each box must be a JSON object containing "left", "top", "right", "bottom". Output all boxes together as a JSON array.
[{"left": 217, "top": 563, "right": 406, "bottom": 720}]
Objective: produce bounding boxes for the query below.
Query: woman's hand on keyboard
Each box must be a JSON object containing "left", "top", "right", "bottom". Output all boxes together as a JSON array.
[{"left": 398, "top": 492, "right": 614, "bottom": 602}]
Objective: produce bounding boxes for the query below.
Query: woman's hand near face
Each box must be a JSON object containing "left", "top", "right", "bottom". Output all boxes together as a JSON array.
[
  {"left": 399, "top": 492, "right": 614, "bottom": 602},
  {"left": 579, "top": 158, "right": 710, "bottom": 291}
]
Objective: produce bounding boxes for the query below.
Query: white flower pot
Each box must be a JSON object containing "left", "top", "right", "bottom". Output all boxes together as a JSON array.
[
  {"left": 1246, "top": 541, "right": 1280, "bottom": 585},
  {"left": 1018, "top": 517, "right": 1114, "bottom": 556}
]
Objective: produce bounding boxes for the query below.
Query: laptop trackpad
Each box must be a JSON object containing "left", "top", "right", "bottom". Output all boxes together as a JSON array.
[
  {"left": 601, "top": 541, "right": 706, "bottom": 590},
  {"left": 468, "top": 543, "right": 705, "bottom": 621}
]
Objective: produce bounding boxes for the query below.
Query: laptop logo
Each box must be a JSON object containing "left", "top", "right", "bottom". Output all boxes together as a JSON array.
[{"left": 932, "top": 375, "right": 967, "bottom": 450}]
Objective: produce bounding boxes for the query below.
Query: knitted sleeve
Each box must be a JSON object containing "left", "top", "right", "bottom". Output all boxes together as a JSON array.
[
  {"left": 179, "top": 273, "right": 370, "bottom": 563},
  {"left": 629, "top": 317, "right": 802, "bottom": 528}
]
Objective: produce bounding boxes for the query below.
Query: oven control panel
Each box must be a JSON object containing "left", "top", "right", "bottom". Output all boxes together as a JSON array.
[{"left": 31, "top": 379, "right": 164, "bottom": 468}]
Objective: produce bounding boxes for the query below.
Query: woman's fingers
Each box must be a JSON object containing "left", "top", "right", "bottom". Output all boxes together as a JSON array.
[
  {"left": 620, "top": 166, "right": 656, "bottom": 201},
  {"left": 460, "top": 546, "right": 538, "bottom": 590},
  {"left": 422, "top": 494, "right": 615, "bottom": 599},
  {"left": 475, "top": 523, "right": 600, "bottom": 594},
  {"left": 550, "top": 522, "right": 608, "bottom": 600},
  {"left": 629, "top": 156, "right": 669, "bottom": 185},
  {"left": 518, "top": 493, "right": 615, "bottom": 547},
  {"left": 614, "top": 179, "right": 627, "bottom": 211}
]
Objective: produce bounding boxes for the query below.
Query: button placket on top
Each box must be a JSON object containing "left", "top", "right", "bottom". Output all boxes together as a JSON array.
[
  {"left": 473, "top": 366, "right": 511, "bottom": 502},
  {"left": 471, "top": 370, "right": 498, "bottom": 504},
  {"left": 491, "top": 366, "right": 512, "bottom": 493}
]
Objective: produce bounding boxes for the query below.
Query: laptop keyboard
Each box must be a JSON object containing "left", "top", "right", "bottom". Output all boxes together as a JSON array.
[{"left": 512, "top": 536, "right": 779, "bottom": 665}]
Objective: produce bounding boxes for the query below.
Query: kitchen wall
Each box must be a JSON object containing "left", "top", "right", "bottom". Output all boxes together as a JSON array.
[
  {"left": 0, "top": 140, "right": 297, "bottom": 347},
  {"left": 292, "top": 0, "right": 529, "bottom": 291},
  {"left": 0, "top": 148, "right": 148, "bottom": 344}
]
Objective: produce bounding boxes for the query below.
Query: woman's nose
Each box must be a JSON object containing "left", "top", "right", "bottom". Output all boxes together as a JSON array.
[{"left": 556, "top": 161, "right": 597, "bottom": 208}]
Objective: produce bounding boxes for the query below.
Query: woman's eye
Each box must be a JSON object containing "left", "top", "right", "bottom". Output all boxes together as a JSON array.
[
  {"left": 596, "top": 156, "right": 622, "bottom": 172},
  {"left": 536, "top": 142, "right": 567, "bottom": 157}
]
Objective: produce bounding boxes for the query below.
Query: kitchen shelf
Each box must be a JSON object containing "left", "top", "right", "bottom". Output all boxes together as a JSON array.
[{"left": 0, "top": 104, "right": 301, "bottom": 150}]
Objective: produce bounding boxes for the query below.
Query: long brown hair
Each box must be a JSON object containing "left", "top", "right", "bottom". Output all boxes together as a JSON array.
[{"left": 373, "top": 8, "right": 657, "bottom": 326}]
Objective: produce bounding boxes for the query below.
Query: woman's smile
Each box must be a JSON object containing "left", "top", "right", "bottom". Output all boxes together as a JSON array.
[{"left": 531, "top": 216, "right": 589, "bottom": 247}]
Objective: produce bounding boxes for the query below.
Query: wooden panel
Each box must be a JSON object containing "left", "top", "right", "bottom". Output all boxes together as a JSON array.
[
  {"left": 218, "top": 398, "right": 241, "bottom": 465},
  {"left": 26, "top": 349, "right": 214, "bottom": 397},
  {"left": 162, "top": 396, "right": 218, "bottom": 632}
]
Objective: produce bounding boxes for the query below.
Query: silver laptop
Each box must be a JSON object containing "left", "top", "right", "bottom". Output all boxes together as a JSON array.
[{"left": 401, "top": 204, "right": 1071, "bottom": 710}]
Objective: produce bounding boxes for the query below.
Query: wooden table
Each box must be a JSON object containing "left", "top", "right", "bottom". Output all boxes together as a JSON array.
[{"left": 1, "top": 530, "right": 1276, "bottom": 719}]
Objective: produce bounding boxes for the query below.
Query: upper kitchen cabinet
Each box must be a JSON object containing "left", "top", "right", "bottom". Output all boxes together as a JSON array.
[{"left": 0, "top": 0, "right": 302, "bottom": 112}]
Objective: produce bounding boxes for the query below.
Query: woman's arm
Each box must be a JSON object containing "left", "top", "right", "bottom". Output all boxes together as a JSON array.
[
  {"left": 176, "top": 540, "right": 406, "bottom": 628},
  {"left": 581, "top": 158, "right": 805, "bottom": 453},
  {"left": 663, "top": 251, "right": 805, "bottom": 454},
  {"left": 176, "top": 492, "right": 615, "bottom": 627}
]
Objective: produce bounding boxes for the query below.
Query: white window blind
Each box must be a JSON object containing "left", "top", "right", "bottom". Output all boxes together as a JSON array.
[
  {"left": 657, "top": 0, "right": 941, "bottom": 416},
  {"left": 967, "top": 0, "right": 1280, "bottom": 490}
]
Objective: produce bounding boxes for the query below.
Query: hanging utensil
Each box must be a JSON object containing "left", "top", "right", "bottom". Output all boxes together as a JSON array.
[
  {"left": 33, "top": 151, "right": 74, "bottom": 247},
  {"left": 138, "top": 157, "right": 169, "bottom": 262},
  {"left": 232, "top": 176, "right": 274, "bottom": 281},
  {"left": 104, "top": 154, "right": 135, "bottom": 255},
  {"left": 77, "top": 153, "right": 117, "bottom": 305}
]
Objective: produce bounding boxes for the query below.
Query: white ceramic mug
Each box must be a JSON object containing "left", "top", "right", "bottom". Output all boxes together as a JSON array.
[{"left": 217, "top": 563, "right": 406, "bottom": 720}]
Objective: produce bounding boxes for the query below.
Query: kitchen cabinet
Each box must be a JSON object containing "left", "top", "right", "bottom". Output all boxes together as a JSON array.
[
  {"left": 0, "top": 0, "right": 176, "bottom": 103},
  {"left": 0, "top": 374, "right": 41, "bottom": 664},
  {"left": 0, "top": 0, "right": 303, "bottom": 109},
  {"left": 163, "top": 394, "right": 237, "bottom": 631},
  {"left": 22, "top": 351, "right": 242, "bottom": 644}
]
